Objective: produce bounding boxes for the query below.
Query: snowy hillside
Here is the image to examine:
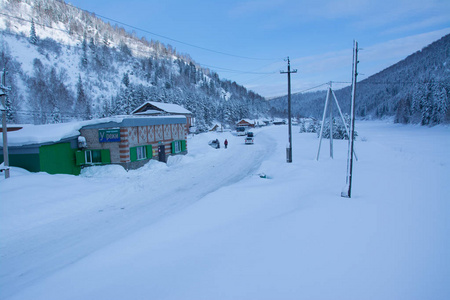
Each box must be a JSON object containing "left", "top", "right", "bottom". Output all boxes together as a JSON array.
[
  {"left": 0, "top": 0, "right": 268, "bottom": 129},
  {"left": 1, "top": 122, "right": 449, "bottom": 300},
  {"left": 269, "top": 34, "right": 450, "bottom": 125}
]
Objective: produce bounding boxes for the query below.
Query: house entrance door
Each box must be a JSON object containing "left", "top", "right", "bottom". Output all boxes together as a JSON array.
[{"left": 158, "top": 145, "right": 166, "bottom": 162}]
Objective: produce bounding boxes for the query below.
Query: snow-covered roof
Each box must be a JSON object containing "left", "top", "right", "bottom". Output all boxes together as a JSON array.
[
  {"left": 236, "top": 119, "right": 254, "bottom": 125},
  {"left": 209, "top": 124, "right": 222, "bottom": 131},
  {"left": 0, "top": 115, "right": 186, "bottom": 147},
  {"left": 1, "top": 122, "right": 87, "bottom": 147},
  {"left": 132, "top": 101, "right": 192, "bottom": 115},
  {"left": 133, "top": 110, "right": 161, "bottom": 115}
]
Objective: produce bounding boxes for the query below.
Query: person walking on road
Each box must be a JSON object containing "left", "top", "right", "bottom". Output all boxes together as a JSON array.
[{"left": 224, "top": 139, "right": 228, "bottom": 149}]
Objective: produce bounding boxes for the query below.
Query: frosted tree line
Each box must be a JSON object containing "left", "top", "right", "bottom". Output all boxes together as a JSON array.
[{"left": 0, "top": 0, "right": 269, "bottom": 129}]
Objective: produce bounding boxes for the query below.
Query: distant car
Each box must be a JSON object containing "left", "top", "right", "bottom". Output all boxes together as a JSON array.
[
  {"left": 247, "top": 132, "right": 254, "bottom": 137},
  {"left": 208, "top": 139, "right": 220, "bottom": 149},
  {"left": 245, "top": 136, "right": 254, "bottom": 144}
]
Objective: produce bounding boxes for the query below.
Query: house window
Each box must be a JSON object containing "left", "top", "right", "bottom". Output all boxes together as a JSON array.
[
  {"left": 85, "top": 150, "right": 102, "bottom": 164},
  {"left": 173, "top": 140, "right": 181, "bottom": 153},
  {"left": 76, "top": 149, "right": 110, "bottom": 166},
  {"left": 136, "top": 146, "right": 146, "bottom": 160},
  {"left": 130, "top": 145, "right": 152, "bottom": 162}
]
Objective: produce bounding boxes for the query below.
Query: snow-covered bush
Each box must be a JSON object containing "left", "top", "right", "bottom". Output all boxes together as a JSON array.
[{"left": 316, "top": 115, "right": 357, "bottom": 139}]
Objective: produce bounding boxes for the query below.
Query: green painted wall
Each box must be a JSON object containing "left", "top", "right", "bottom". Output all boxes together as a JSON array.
[
  {"left": 0, "top": 153, "right": 41, "bottom": 172},
  {"left": 39, "top": 143, "right": 80, "bottom": 175}
]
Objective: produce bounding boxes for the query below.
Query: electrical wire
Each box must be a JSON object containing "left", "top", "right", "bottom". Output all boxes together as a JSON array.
[
  {"left": 292, "top": 82, "right": 329, "bottom": 94},
  {"left": 198, "top": 63, "right": 276, "bottom": 75},
  {"left": 358, "top": 80, "right": 449, "bottom": 84},
  {"left": 64, "top": 2, "right": 279, "bottom": 61},
  {"left": 238, "top": 73, "right": 278, "bottom": 85},
  {"left": 0, "top": 12, "right": 71, "bottom": 35},
  {"left": 0, "top": 11, "right": 281, "bottom": 77}
]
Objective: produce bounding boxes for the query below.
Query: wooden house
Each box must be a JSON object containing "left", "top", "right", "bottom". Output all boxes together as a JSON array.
[
  {"left": 236, "top": 119, "right": 255, "bottom": 128},
  {"left": 132, "top": 101, "right": 194, "bottom": 131}
]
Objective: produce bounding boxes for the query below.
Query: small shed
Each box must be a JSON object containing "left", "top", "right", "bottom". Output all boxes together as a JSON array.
[{"left": 209, "top": 124, "right": 223, "bottom": 132}]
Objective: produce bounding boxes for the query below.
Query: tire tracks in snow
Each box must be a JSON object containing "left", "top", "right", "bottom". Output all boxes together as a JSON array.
[{"left": 0, "top": 129, "right": 276, "bottom": 299}]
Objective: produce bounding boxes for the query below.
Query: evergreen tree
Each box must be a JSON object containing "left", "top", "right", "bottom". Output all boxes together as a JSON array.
[
  {"left": 114, "top": 86, "right": 133, "bottom": 115},
  {"left": 299, "top": 119, "right": 307, "bottom": 133},
  {"left": 4, "top": 93, "right": 11, "bottom": 122},
  {"left": 89, "top": 37, "right": 95, "bottom": 54},
  {"left": 307, "top": 120, "right": 318, "bottom": 133},
  {"left": 119, "top": 42, "right": 132, "bottom": 57},
  {"left": 420, "top": 81, "right": 433, "bottom": 125},
  {"left": 30, "top": 19, "right": 37, "bottom": 44},
  {"left": 102, "top": 34, "right": 110, "bottom": 47},
  {"left": 432, "top": 87, "right": 448, "bottom": 124},
  {"left": 395, "top": 96, "right": 412, "bottom": 124},
  {"left": 317, "top": 115, "right": 354, "bottom": 139},
  {"left": 80, "top": 34, "right": 88, "bottom": 68},
  {"left": 122, "top": 72, "right": 130, "bottom": 87},
  {"left": 75, "top": 74, "right": 90, "bottom": 119},
  {"left": 101, "top": 98, "right": 111, "bottom": 117},
  {"left": 50, "top": 107, "right": 61, "bottom": 124}
]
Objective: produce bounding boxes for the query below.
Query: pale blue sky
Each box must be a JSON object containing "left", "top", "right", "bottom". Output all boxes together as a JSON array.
[{"left": 68, "top": 0, "right": 450, "bottom": 98}]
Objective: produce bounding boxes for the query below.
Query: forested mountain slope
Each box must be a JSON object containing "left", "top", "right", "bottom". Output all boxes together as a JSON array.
[
  {"left": 269, "top": 34, "right": 450, "bottom": 125},
  {"left": 0, "top": 0, "right": 268, "bottom": 129}
]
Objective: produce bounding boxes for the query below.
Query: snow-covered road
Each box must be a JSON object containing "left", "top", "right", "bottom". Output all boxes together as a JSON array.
[{"left": 0, "top": 129, "right": 274, "bottom": 299}]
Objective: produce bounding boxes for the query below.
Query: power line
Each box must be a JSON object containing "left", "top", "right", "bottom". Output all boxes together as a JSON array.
[
  {"left": 290, "top": 82, "right": 329, "bottom": 94},
  {"left": 0, "top": 12, "right": 72, "bottom": 36},
  {"left": 331, "top": 81, "right": 351, "bottom": 85},
  {"left": 358, "top": 80, "right": 449, "bottom": 84},
  {"left": 64, "top": 2, "right": 279, "bottom": 61},
  {"left": 198, "top": 63, "right": 276, "bottom": 75},
  {"left": 0, "top": 11, "right": 281, "bottom": 76},
  {"left": 293, "top": 79, "right": 449, "bottom": 95},
  {"left": 238, "top": 73, "right": 278, "bottom": 85}
]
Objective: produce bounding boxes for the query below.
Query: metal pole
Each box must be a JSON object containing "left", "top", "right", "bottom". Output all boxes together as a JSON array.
[
  {"left": 331, "top": 89, "right": 358, "bottom": 161},
  {"left": 329, "top": 84, "right": 333, "bottom": 159},
  {"left": 316, "top": 86, "right": 330, "bottom": 160},
  {"left": 342, "top": 41, "right": 358, "bottom": 198},
  {"left": 280, "top": 57, "right": 297, "bottom": 163},
  {"left": 1, "top": 69, "right": 10, "bottom": 179}
]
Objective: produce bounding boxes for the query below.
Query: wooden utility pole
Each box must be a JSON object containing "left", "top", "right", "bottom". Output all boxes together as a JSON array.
[
  {"left": 1, "top": 69, "right": 10, "bottom": 179},
  {"left": 342, "top": 41, "right": 359, "bottom": 198},
  {"left": 280, "top": 57, "right": 297, "bottom": 163}
]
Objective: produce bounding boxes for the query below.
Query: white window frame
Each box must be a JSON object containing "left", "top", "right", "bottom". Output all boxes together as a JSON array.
[
  {"left": 136, "top": 146, "right": 146, "bottom": 160},
  {"left": 85, "top": 150, "right": 102, "bottom": 164},
  {"left": 174, "top": 140, "right": 181, "bottom": 153},
  {"left": 85, "top": 150, "right": 93, "bottom": 164}
]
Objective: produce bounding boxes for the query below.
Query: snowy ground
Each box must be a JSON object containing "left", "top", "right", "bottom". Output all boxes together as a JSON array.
[{"left": 1, "top": 121, "right": 449, "bottom": 300}]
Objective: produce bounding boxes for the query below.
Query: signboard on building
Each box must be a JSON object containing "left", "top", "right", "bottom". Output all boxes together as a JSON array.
[{"left": 99, "top": 129, "right": 120, "bottom": 143}]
